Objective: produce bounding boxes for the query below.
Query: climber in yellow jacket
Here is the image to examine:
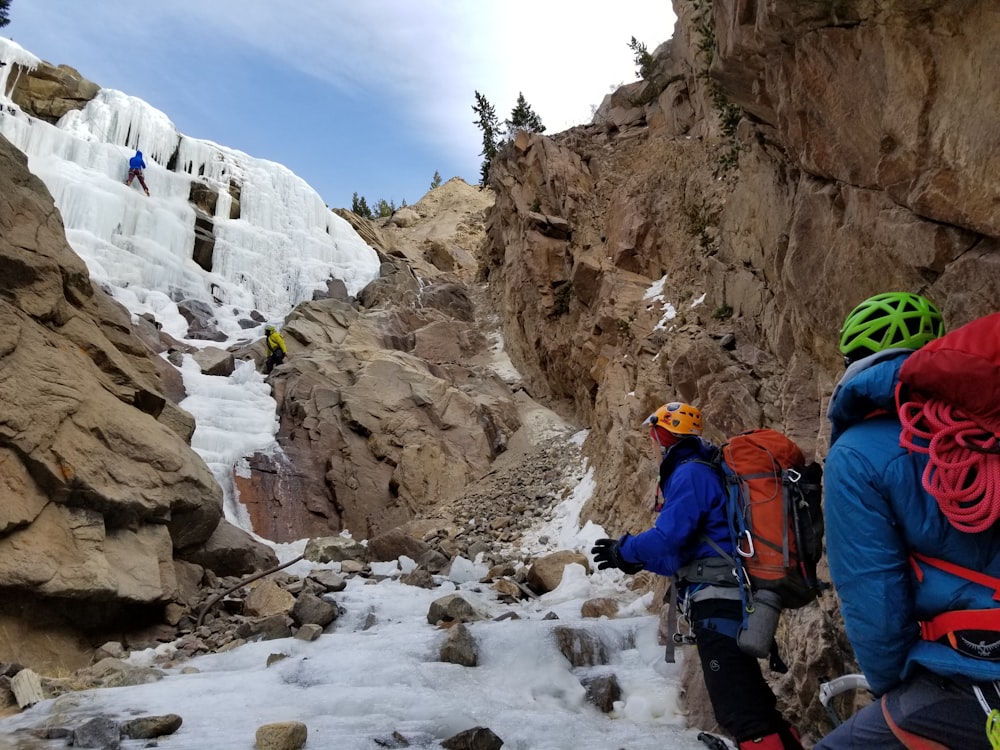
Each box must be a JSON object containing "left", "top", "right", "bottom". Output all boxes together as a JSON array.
[{"left": 263, "top": 325, "right": 288, "bottom": 374}]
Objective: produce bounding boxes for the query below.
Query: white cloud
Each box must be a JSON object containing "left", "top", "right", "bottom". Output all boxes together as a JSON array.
[
  {"left": 6, "top": 1, "right": 676, "bottom": 202},
  {"left": 104, "top": 2, "right": 675, "bottom": 148}
]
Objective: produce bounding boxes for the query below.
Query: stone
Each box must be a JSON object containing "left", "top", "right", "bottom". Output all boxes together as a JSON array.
[
  {"left": 439, "top": 623, "right": 478, "bottom": 667},
  {"left": 294, "top": 624, "right": 322, "bottom": 642},
  {"left": 73, "top": 716, "right": 120, "bottom": 749},
  {"left": 255, "top": 721, "right": 308, "bottom": 750},
  {"left": 427, "top": 594, "right": 479, "bottom": 626},
  {"left": 290, "top": 592, "right": 338, "bottom": 628},
  {"left": 179, "top": 520, "right": 278, "bottom": 576},
  {"left": 302, "top": 536, "right": 368, "bottom": 564},
  {"left": 191, "top": 346, "right": 236, "bottom": 377},
  {"left": 580, "top": 598, "right": 618, "bottom": 619},
  {"left": 119, "top": 714, "right": 183, "bottom": 739},
  {"left": 245, "top": 580, "right": 296, "bottom": 618},
  {"left": 440, "top": 726, "right": 504, "bottom": 750},
  {"left": 553, "top": 627, "right": 609, "bottom": 668},
  {"left": 10, "top": 668, "right": 43, "bottom": 707},
  {"left": 581, "top": 673, "right": 622, "bottom": 713},
  {"left": 525, "top": 551, "right": 590, "bottom": 595},
  {"left": 236, "top": 615, "right": 293, "bottom": 641},
  {"left": 305, "top": 569, "right": 347, "bottom": 592}
]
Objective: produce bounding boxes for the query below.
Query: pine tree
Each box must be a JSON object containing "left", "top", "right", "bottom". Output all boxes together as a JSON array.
[
  {"left": 628, "top": 36, "right": 654, "bottom": 79},
  {"left": 472, "top": 91, "right": 501, "bottom": 187},
  {"left": 505, "top": 92, "right": 546, "bottom": 134},
  {"left": 375, "top": 198, "right": 396, "bottom": 218},
  {"left": 351, "top": 192, "right": 373, "bottom": 220},
  {"left": 430, "top": 170, "right": 442, "bottom": 190},
  {"left": 0, "top": 0, "right": 11, "bottom": 28}
]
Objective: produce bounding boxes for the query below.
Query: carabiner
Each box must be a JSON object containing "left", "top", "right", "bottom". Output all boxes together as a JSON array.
[{"left": 738, "top": 529, "right": 755, "bottom": 558}]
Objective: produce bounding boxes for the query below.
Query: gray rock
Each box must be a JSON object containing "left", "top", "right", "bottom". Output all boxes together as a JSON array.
[
  {"left": 119, "top": 713, "right": 183, "bottom": 739},
  {"left": 291, "top": 592, "right": 339, "bottom": 628},
  {"left": 73, "top": 716, "right": 119, "bottom": 749},
  {"left": 439, "top": 623, "right": 478, "bottom": 667},
  {"left": 427, "top": 594, "right": 479, "bottom": 626},
  {"left": 441, "top": 726, "right": 504, "bottom": 750}
]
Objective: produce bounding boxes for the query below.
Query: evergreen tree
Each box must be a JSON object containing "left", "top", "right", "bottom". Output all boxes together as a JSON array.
[
  {"left": 430, "top": 170, "right": 442, "bottom": 190},
  {"left": 505, "top": 92, "right": 546, "bottom": 134},
  {"left": 375, "top": 198, "right": 396, "bottom": 218},
  {"left": 472, "top": 90, "right": 501, "bottom": 186},
  {"left": 351, "top": 192, "right": 373, "bottom": 220},
  {"left": 0, "top": 0, "right": 11, "bottom": 28},
  {"left": 628, "top": 36, "right": 654, "bottom": 79}
]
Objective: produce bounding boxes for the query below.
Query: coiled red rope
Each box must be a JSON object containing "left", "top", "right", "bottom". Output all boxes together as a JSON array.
[{"left": 899, "top": 397, "right": 1000, "bottom": 533}]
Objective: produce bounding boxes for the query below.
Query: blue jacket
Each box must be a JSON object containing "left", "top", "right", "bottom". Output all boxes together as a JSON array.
[
  {"left": 619, "top": 437, "right": 733, "bottom": 580},
  {"left": 825, "top": 350, "right": 1000, "bottom": 695},
  {"left": 129, "top": 151, "right": 146, "bottom": 170}
]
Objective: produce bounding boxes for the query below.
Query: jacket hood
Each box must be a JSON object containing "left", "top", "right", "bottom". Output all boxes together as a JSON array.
[
  {"left": 659, "top": 436, "right": 718, "bottom": 477},
  {"left": 827, "top": 349, "right": 913, "bottom": 444},
  {"left": 135, "top": 151, "right": 142, "bottom": 157}
]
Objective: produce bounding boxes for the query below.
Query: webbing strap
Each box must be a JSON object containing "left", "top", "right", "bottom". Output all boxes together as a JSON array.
[
  {"left": 694, "top": 617, "right": 740, "bottom": 640},
  {"left": 911, "top": 552, "right": 1000, "bottom": 601},
  {"left": 699, "top": 533, "right": 752, "bottom": 630},
  {"left": 881, "top": 695, "right": 951, "bottom": 750},
  {"left": 735, "top": 471, "right": 775, "bottom": 481},
  {"left": 920, "top": 608, "right": 1000, "bottom": 643}
]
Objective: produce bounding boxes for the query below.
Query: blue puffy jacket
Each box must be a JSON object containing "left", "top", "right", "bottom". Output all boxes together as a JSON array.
[
  {"left": 129, "top": 151, "right": 146, "bottom": 170},
  {"left": 619, "top": 436, "right": 733, "bottom": 581},
  {"left": 825, "top": 350, "right": 1000, "bottom": 696}
]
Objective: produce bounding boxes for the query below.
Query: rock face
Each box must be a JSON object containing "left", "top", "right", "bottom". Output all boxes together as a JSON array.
[
  {"left": 229, "top": 178, "right": 518, "bottom": 544},
  {"left": 480, "top": 0, "right": 1000, "bottom": 740},
  {"left": 0, "top": 134, "right": 272, "bottom": 672},
  {"left": 6, "top": 60, "right": 99, "bottom": 122}
]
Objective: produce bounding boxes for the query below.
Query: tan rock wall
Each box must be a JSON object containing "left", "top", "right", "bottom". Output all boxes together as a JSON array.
[
  {"left": 482, "top": 0, "right": 1000, "bottom": 739},
  {"left": 0, "top": 134, "right": 228, "bottom": 663}
]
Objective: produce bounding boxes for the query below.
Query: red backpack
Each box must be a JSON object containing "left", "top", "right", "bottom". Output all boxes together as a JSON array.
[
  {"left": 895, "top": 312, "right": 1000, "bottom": 656},
  {"left": 896, "top": 311, "right": 1000, "bottom": 532}
]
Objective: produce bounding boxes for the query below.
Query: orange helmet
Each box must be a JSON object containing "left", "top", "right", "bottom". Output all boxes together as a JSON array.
[{"left": 644, "top": 402, "right": 703, "bottom": 437}]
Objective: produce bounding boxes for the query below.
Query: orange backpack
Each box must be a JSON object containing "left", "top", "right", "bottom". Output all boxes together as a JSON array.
[{"left": 717, "top": 429, "right": 825, "bottom": 609}]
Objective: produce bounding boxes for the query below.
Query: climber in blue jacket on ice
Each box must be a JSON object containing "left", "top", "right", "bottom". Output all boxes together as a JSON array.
[{"left": 125, "top": 150, "right": 149, "bottom": 196}]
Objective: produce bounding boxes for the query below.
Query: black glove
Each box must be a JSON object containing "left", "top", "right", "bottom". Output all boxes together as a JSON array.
[{"left": 591, "top": 537, "right": 643, "bottom": 574}]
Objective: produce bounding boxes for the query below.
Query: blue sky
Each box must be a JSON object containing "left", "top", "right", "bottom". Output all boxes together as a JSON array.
[{"left": 4, "top": 2, "right": 676, "bottom": 210}]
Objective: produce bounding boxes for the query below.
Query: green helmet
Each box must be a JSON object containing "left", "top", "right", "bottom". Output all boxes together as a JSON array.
[{"left": 839, "top": 292, "right": 944, "bottom": 362}]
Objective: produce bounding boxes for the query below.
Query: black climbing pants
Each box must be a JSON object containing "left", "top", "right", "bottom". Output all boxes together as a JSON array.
[
  {"left": 264, "top": 349, "right": 284, "bottom": 374},
  {"left": 691, "top": 598, "right": 801, "bottom": 747}
]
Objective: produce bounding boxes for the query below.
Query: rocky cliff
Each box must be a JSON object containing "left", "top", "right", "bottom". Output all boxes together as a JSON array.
[
  {"left": 0, "top": 134, "right": 279, "bottom": 673},
  {"left": 4, "top": 1, "right": 1000, "bottom": 742},
  {"left": 481, "top": 0, "right": 1000, "bottom": 736}
]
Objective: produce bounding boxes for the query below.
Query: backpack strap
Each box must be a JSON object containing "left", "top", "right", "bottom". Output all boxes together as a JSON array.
[
  {"left": 911, "top": 552, "right": 1000, "bottom": 660},
  {"left": 919, "top": 608, "right": 1000, "bottom": 659},
  {"left": 910, "top": 552, "right": 1000, "bottom": 600}
]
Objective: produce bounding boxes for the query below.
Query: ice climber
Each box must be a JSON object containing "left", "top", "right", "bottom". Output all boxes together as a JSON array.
[
  {"left": 817, "top": 292, "right": 1000, "bottom": 749},
  {"left": 125, "top": 150, "right": 149, "bottom": 196},
  {"left": 591, "top": 402, "right": 804, "bottom": 750}
]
